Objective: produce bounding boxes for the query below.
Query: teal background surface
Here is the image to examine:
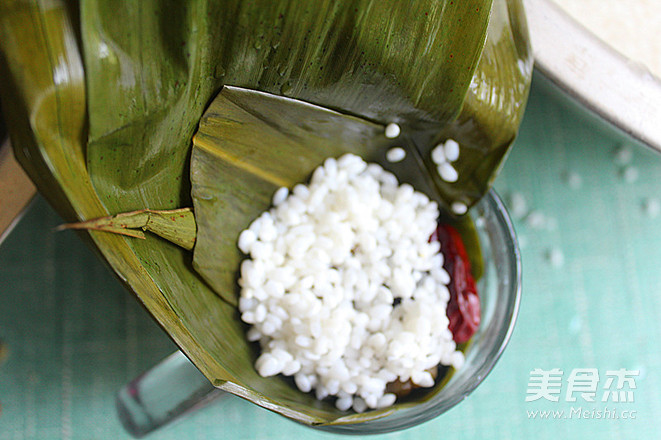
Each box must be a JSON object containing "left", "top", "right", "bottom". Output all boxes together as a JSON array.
[{"left": 1, "top": 77, "right": 660, "bottom": 439}]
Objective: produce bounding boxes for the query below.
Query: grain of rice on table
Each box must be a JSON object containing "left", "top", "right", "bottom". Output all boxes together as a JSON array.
[{"left": 237, "top": 153, "right": 464, "bottom": 412}]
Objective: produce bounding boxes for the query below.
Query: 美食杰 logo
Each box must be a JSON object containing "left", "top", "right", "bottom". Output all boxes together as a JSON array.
[{"left": 524, "top": 368, "right": 640, "bottom": 421}]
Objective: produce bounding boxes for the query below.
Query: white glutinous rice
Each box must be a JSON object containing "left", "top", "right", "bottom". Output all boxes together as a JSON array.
[
  {"left": 451, "top": 201, "right": 468, "bottom": 215},
  {"left": 443, "top": 139, "right": 460, "bottom": 162},
  {"left": 386, "top": 147, "right": 406, "bottom": 163},
  {"left": 437, "top": 162, "right": 458, "bottom": 183},
  {"left": 563, "top": 171, "right": 582, "bottom": 189},
  {"left": 613, "top": 145, "right": 633, "bottom": 165},
  {"left": 508, "top": 192, "right": 528, "bottom": 219},
  {"left": 642, "top": 197, "right": 661, "bottom": 218},
  {"left": 384, "top": 122, "right": 401, "bottom": 139},
  {"left": 431, "top": 144, "right": 446, "bottom": 164},
  {"left": 546, "top": 247, "right": 565, "bottom": 268},
  {"left": 525, "top": 210, "right": 547, "bottom": 229},
  {"left": 432, "top": 139, "right": 462, "bottom": 215},
  {"left": 238, "top": 153, "right": 463, "bottom": 412},
  {"left": 621, "top": 165, "right": 639, "bottom": 183}
]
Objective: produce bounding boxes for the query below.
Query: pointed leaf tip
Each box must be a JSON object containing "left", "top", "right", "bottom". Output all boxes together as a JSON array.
[{"left": 57, "top": 208, "right": 196, "bottom": 250}]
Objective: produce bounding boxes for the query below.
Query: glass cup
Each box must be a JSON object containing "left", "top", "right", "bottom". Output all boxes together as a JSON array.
[{"left": 116, "top": 189, "right": 521, "bottom": 436}]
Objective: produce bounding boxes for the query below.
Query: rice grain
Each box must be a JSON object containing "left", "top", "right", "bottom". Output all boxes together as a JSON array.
[{"left": 238, "top": 154, "right": 463, "bottom": 411}]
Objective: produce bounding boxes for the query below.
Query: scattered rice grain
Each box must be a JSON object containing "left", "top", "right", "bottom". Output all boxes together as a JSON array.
[
  {"left": 386, "top": 147, "right": 406, "bottom": 163},
  {"left": 443, "top": 139, "right": 460, "bottom": 162},
  {"left": 437, "top": 162, "right": 458, "bottom": 183},
  {"left": 613, "top": 145, "right": 633, "bottom": 165},
  {"left": 451, "top": 201, "right": 468, "bottom": 215},
  {"left": 563, "top": 171, "right": 583, "bottom": 189},
  {"left": 546, "top": 247, "right": 565, "bottom": 268},
  {"left": 385, "top": 123, "right": 401, "bottom": 139},
  {"left": 525, "top": 210, "right": 546, "bottom": 229},
  {"left": 621, "top": 165, "right": 639, "bottom": 183},
  {"left": 642, "top": 197, "right": 661, "bottom": 218},
  {"left": 508, "top": 192, "right": 528, "bottom": 219},
  {"left": 431, "top": 144, "right": 446, "bottom": 164}
]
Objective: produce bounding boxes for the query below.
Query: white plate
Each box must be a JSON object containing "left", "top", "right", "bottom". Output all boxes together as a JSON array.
[{"left": 524, "top": 0, "right": 661, "bottom": 153}]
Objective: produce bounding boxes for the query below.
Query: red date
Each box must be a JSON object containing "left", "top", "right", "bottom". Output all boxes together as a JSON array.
[{"left": 431, "top": 224, "right": 481, "bottom": 344}]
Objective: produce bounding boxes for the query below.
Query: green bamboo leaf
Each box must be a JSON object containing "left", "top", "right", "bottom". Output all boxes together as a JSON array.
[
  {"left": 191, "top": 86, "right": 393, "bottom": 305},
  {"left": 0, "top": 0, "right": 530, "bottom": 426},
  {"left": 0, "top": 0, "right": 237, "bottom": 393},
  {"left": 429, "top": 0, "right": 533, "bottom": 207},
  {"left": 190, "top": 86, "right": 486, "bottom": 424},
  {"left": 57, "top": 208, "right": 196, "bottom": 250}
]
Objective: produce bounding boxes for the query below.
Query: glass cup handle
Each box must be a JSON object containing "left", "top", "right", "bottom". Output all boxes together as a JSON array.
[{"left": 116, "top": 351, "right": 226, "bottom": 437}]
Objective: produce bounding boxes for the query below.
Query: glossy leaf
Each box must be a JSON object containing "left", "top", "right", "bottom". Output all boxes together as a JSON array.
[
  {"left": 191, "top": 86, "right": 393, "bottom": 305},
  {"left": 58, "top": 208, "right": 197, "bottom": 250},
  {"left": 428, "top": 0, "right": 533, "bottom": 207},
  {"left": 0, "top": 0, "right": 530, "bottom": 426}
]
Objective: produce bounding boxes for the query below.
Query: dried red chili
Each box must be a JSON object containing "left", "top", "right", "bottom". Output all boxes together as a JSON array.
[{"left": 431, "top": 224, "right": 481, "bottom": 344}]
